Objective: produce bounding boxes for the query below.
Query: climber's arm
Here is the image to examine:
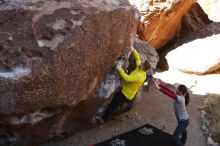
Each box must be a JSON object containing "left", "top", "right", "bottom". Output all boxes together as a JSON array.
[
  {"left": 117, "top": 67, "right": 138, "bottom": 82},
  {"left": 132, "top": 48, "right": 141, "bottom": 68},
  {"left": 154, "top": 79, "right": 177, "bottom": 100},
  {"left": 159, "top": 87, "right": 177, "bottom": 100}
]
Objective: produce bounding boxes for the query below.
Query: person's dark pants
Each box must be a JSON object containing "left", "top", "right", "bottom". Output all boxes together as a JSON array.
[
  {"left": 102, "top": 91, "right": 133, "bottom": 121},
  {"left": 173, "top": 119, "right": 189, "bottom": 146}
]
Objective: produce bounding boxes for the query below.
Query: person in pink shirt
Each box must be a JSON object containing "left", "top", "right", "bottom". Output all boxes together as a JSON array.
[{"left": 154, "top": 78, "right": 190, "bottom": 146}]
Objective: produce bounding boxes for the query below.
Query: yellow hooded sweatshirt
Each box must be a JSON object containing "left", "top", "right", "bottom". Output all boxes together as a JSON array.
[{"left": 117, "top": 49, "right": 146, "bottom": 100}]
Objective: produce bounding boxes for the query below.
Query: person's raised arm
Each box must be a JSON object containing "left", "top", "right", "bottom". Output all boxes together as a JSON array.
[
  {"left": 132, "top": 48, "right": 141, "bottom": 68},
  {"left": 159, "top": 84, "right": 175, "bottom": 94},
  {"left": 154, "top": 79, "right": 177, "bottom": 100},
  {"left": 159, "top": 87, "right": 177, "bottom": 100}
]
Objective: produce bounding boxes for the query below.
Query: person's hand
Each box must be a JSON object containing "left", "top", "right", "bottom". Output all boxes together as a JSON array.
[
  {"left": 129, "top": 47, "right": 134, "bottom": 52},
  {"left": 116, "top": 59, "right": 123, "bottom": 69},
  {"left": 153, "top": 78, "right": 160, "bottom": 89},
  {"left": 153, "top": 78, "right": 160, "bottom": 84},
  {"left": 116, "top": 64, "right": 121, "bottom": 69},
  {"left": 155, "top": 82, "right": 160, "bottom": 89},
  {"left": 127, "top": 47, "right": 134, "bottom": 57}
]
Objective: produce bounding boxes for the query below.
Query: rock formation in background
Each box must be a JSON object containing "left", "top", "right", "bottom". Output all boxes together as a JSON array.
[
  {"left": 180, "top": 2, "right": 212, "bottom": 36},
  {"left": 0, "top": 0, "right": 137, "bottom": 145},
  {"left": 157, "top": 1, "right": 215, "bottom": 71},
  {"left": 129, "top": 0, "right": 196, "bottom": 49},
  {"left": 166, "top": 25, "right": 220, "bottom": 74},
  {"left": 197, "top": 0, "right": 220, "bottom": 22},
  {"left": 157, "top": 22, "right": 220, "bottom": 72}
]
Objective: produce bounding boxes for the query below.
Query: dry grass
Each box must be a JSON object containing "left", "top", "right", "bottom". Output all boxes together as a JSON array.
[{"left": 204, "top": 94, "right": 220, "bottom": 143}]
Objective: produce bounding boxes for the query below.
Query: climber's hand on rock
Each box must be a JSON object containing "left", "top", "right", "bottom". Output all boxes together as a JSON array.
[
  {"left": 127, "top": 47, "right": 134, "bottom": 57},
  {"left": 116, "top": 64, "right": 122, "bottom": 69},
  {"left": 129, "top": 47, "right": 134, "bottom": 52},
  {"left": 116, "top": 58, "right": 124, "bottom": 69}
]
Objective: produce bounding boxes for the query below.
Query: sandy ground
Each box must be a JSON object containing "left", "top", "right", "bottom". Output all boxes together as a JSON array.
[{"left": 43, "top": 83, "right": 207, "bottom": 146}]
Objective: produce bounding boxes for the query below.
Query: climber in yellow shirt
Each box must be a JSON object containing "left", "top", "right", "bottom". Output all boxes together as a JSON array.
[{"left": 100, "top": 48, "right": 151, "bottom": 122}]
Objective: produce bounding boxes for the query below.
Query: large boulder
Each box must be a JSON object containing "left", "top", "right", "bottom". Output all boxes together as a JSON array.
[
  {"left": 129, "top": 0, "right": 196, "bottom": 49},
  {"left": 166, "top": 34, "right": 220, "bottom": 74},
  {"left": 0, "top": 0, "right": 137, "bottom": 145}
]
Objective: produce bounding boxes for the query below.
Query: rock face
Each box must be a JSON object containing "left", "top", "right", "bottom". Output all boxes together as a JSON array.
[
  {"left": 180, "top": 2, "right": 212, "bottom": 36},
  {"left": 166, "top": 34, "right": 220, "bottom": 74},
  {"left": 129, "top": 0, "right": 196, "bottom": 49},
  {"left": 0, "top": 0, "right": 137, "bottom": 145},
  {"left": 198, "top": 0, "right": 220, "bottom": 22}
]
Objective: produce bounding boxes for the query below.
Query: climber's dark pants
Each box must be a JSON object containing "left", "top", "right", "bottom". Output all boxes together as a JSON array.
[
  {"left": 102, "top": 91, "right": 133, "bottom": 121},
  {"left": 173, "top": 119, "right": 189, "bottom": 146}
]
